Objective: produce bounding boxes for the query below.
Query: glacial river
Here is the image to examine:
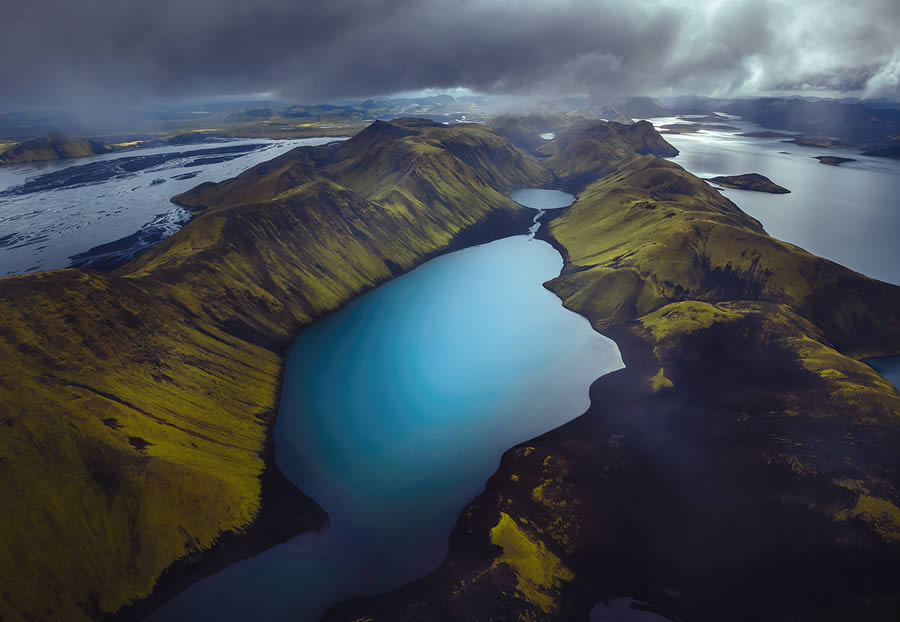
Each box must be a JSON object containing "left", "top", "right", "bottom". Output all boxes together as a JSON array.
[
  {"left": 0, "top": 137, "right": 344, "bottom": 275},
  {"left": 151, "top": 190, "right": 625, "bottom": 621}
]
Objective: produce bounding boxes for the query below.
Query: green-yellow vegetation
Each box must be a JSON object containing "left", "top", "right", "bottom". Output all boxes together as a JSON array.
[
  {"left": 539, "top": 123, "right": 900, "bottom": 556},
  {"left": 289, "top": 118, "right": 900, "bottom": 622},
  {"left": 0, "top": 118, "right": 552, "bottom": 621},
  {"left": 833, "top": 478, "right": 869, "bottom": 493},
  {"left": 526, "top": 454, "right": 582, "bottom": 555},
  {"left": 650, "top": 368, "right": 674, "bottom": 392},
  {"left": 539, "top": 120, "right": 678, "bottom": 183},
  {"left": 490, "top": 512, "right": 573, "bottom": 613},
  {"left": 110, "top": 140, "right": 145, "bottom": 149},
  {"left": 545, "top": 153, "right": 900, "bottom": 357},
  {"left": 0, "top": 132, "right": 112, "bottom": 164},
  {"left": 836, "top": 495, "right": 900, "bottom": 542},
  {"left": 639, "top": 301, "right": 744, "bottom": 342},
  {"left": 4, "top": 115, "right": 900, "bottom": 621},
  {"left": 0, "top": 270, "right": 282, "bottom": 619},
  {"left": 787, "top": 335, "right": 900, "bottom": 414}
]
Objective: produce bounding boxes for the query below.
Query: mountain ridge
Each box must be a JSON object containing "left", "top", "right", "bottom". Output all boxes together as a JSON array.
[
  {"left": 0, "top": 131, "right": 112, "bottom": 164},
  {"left": 0, "top": 117, "right": 898, "bottom": 621},
  {"left": 319, "top": 120, "right": 900, "bottom": 622}
]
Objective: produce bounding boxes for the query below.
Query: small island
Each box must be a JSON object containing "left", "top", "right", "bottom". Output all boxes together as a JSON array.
[
  {"left": 785, "top": 136, "right": 844, "bottom": 148},
  {"left": 706, "top": 173, "right": 790, "bottom": 193},
  {"left": 814, "top": 155, "right": 857, "bottom": 166},
  {"left": 659, "top": 122, "right": 740, "bottom": 134},
  {"left": 739, "top": 130, "right": 797, "bottom": 138}
]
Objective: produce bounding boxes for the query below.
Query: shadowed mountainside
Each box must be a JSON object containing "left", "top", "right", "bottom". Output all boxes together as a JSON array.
[
  {"left": 487, "top": 117, "right": 548, "bottom": 153},
  {"left": 322, "top": 121, "right": 900, "bottom": 622},
  {"left": 1, "top": 116, "right": 899, "bottom": 622},
  {"left": 537, "top": 119, "right": 679, "bottom": 190},
  {"left": 487, "top": 114, "right": 582, "bottom": 153}
]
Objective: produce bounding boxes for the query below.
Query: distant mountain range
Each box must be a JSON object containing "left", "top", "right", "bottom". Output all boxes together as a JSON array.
[
  {"left": 0, "top": 131, "right": 112, "bottom": 164},
  {"left": 3, "top": 94, "right": 900, "bottom": 168}
]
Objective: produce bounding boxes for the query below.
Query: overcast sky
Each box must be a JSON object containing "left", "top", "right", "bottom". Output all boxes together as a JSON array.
[{"left": 2, "top": 0, "right": 899, "bottom": 109}]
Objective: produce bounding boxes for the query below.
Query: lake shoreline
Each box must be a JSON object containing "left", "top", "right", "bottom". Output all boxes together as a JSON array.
[
  {"left": 320, "top": 250, "right": 900, "bottom": 622},
  {"left": 112, "top": 411, "right": 329, "bottom": 622}
]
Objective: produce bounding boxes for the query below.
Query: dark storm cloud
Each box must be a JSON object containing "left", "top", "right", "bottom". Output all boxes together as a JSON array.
[{"left": 1, "top": 0, "right": 899, "bottom": 108}]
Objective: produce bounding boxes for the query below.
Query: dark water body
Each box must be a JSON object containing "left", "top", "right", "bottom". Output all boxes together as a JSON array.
[
  {"left": 590, "top": 598, "right": 673, "bottom": 621},
  {"left": 648, "top": 116, "right": 900, "bottom": 286},
  {"left": 151, "top": 190, "right": 624, "bottom": 620},
  {"left": 865, "top": 357, "right": 900, "bottom": 391}
]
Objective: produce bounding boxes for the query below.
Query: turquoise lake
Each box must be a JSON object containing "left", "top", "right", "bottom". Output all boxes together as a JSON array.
[{"left": 151, "top": 190, "right": 624, "bottom": 620}]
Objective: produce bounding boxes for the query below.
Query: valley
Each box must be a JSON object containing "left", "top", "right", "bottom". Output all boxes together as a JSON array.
[{"left": 0, "top": 117, "right": 898, "bottom": 622}]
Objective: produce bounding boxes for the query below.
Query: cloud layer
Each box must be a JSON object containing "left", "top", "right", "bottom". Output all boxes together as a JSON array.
[{"left": 2, "top": 0, "right": 899, "bottom": 107}]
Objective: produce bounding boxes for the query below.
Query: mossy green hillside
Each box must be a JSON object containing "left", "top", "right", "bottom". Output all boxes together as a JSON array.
[
  {"left": 5, "top": 115, "right": 899, "bottom": 622},
  {"left": 538, "top": 119, "right": 679, "bottom": 188},
  {"left": 545, "top": 154, "right": 900, "bottom": 355},
  {"left": 321, "top": 119, "right": 900, "bottom": 622},
  {"left": 0, "top": 270, "right": 284, "bottom": 619},
  {"left": 0, "top": 118, "right": 553, "bottom": 621}
]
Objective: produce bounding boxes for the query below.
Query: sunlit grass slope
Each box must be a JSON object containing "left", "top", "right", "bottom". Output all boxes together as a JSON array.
[{"left": 0, "top": 118, "right": 551, "bottom": 621}]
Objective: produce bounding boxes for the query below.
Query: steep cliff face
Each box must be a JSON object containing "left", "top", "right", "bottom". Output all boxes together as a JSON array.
[
  {"left": 321, "top": 121, "right": 900, "bottom": 622},
  {"left": 0, "top": 119, "right": 551, "bottom": 621}
]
